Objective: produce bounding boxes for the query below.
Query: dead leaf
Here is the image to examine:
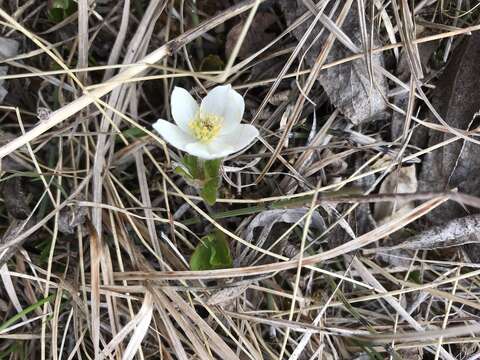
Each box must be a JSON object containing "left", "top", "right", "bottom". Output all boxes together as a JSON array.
[
  {"left": 419, "top": 31, "right": 480, "bottom": 224},
  {"left": 374, "top": 165, "right": 417, "bottom": 225},
  {"left": 279, "top": 1, "right": 388, "bottom": 124},
  {"left": 0, "top": 131, "right": 31, "bottom": 172},
  {"left": 268, "top": 90, "right": 290, "bottom": 106},
  {"left": 391, "top": 28, "right": 439, "bottom": 141},
  {"left": 236, "top": 208, "right": 325, "bottom": 266},
  {"left": 206, "top": 284, "right": 249, "bottom": 306},
  {"left": 397, "top": 348, "right": 423, "bottom": 360},
  {"left": 58, "top": 201, "right": 88, "bottom": 234},
  {"left": 225, "top": 12, "right": 277, "bottom": 60},
  {"left": 379, "top": 214, "right": 480, "bottom": 251},
  {"left": 1, "top": 177, "right": 30, "bottom": 220},
  {"left": 0, "top": 217, "right": 36, "bottom": 265},
  {"left": 375, "top": 248, "right": 414, "bottom": 268},
  {"left": 0, "top": 37, "right": 19, "bottom": 102}
]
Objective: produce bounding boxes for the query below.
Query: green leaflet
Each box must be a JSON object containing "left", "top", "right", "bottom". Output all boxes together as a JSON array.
[
  {"left": 203, "top": 158, "right": 221, "bottom": 178},
  {"left": 177, "top": 155, "right": 222, "bottom": 205},
  {"left": 174, "top": 166, "right": 194, "bottom": 180},
  {"left": 200, "top": 177, "right": 218, "bottom": 206},
  {"left": 190, "top": 231, "right": 233, "bottom": 271},
  {"left": 48, "top": 0, "right": 77, "bottom": 22}
]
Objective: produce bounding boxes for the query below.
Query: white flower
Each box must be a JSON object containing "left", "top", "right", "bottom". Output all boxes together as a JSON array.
[{"left": 153, "top": 85, "right": 259, "bottom": 160}]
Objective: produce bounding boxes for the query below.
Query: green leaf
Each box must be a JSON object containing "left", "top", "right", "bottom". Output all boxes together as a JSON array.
[
  {"left": 203, "top": 158, "right": 221, "bottom": 179},
  {"left": 200, "top": 177, "right": 218, "bottom": 206},
  {"left": 181, "top": 155, "right": 200, "bottom": 179},
  {"left": 48, "top": 0, "right": 76, "bottom": 22},
  {"left": 190, "top": 231, "right": 233, "bottom": 271},
  {"left": 176, "top": 156, "right": 222, "bottom": 205},
  {"left": 174, "top": 166, "right": 193, "bottom": 180},
  {"left": 209, "top": 231, "right": 232, "bottom": 268},
  {"left": 189, "top": 236, "right": 213, "bottom": 271},
  {"left": 121, "top": 127, "right": 145, "bottom": 140},
  {"left": 407, "top": 270, "right": 422, "bottom": 284},
  {"left": 199, "top": 158, "right": 221, "bottom": 204},
  {"left": 48, "top": 8, "right": 64, "bottom": 22}
]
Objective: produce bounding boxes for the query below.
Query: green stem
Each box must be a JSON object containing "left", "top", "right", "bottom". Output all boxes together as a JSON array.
[{"left": 181, "top": 194, "right": 316, "bottom": 225}]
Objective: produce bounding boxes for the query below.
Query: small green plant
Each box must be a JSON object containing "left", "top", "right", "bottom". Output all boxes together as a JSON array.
[
  {"left": 175, "top": 155, "right": 221, "bottom": 205},
  {"left": 48, "top": 0, "right": 77, "bottom": 23},
  {"left": 189, "top": 230, "right": 233, "bottom": 271}
]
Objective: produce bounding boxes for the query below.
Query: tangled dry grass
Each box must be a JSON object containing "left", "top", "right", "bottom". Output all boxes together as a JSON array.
[{"left": 1, "top": 0, "right": 480, "bottom": 359}]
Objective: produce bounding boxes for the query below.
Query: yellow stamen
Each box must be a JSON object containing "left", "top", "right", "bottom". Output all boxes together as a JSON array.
[{"left": 188, "top": 112, "right": 222, "bottom": 143}]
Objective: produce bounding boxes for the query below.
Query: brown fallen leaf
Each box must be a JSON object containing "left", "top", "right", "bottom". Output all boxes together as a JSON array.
[
  {"left": 279, "top": 1, "right": 388, "bottom": 124},
  {"left": 236, "top": 208, "right": 325, "bottom": 266},
  {"left": 225, "top": 12, "right": 277, "bottom": 60},
  {"left": 418, "top": 31, "right": 480, "bottom": 261},
  {"left": 1, "top": 176, "right": 30, "bottom": 220},
  {"left": 0, "top": 36, "right": 19, "bottom": 102},
  {"left": 391, "top": 27, "right": 439, "bottom": 140},
  {"left": 206, "top": 284, "right": 249, "bottom": 306},
  {"left": 0, "top": 217, "right": 36, "bottom": 266},
  {"left": 375, "top": 214, "right": 480, "bottom": 251},
  {"left": 58, "top": 201, "right": 88, "bottom": 234},
  {"left": 397, "top": 348, "right": 423, "bottom": 360},
  {"left": 374, "top": 165, "right": 418, "bottom": 225},
  {"left": 419, "top": 31, "right": 480, "bottom": 222}
]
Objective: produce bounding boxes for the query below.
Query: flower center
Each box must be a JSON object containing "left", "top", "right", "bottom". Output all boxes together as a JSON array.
[{"left": 188, "top": 112, "right": 222, "bottom": 143}]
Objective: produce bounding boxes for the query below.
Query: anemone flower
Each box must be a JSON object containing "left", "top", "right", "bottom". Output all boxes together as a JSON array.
[{"left": 153, "top": 85, "right": 258, "bottom": 160}]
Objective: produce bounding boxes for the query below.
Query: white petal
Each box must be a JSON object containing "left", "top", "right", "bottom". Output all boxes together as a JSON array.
[
  {"left": 152, "top": 119, "right": 195, "bottom": 152},
  {"left": 171, "top": 87, "right": 199, "bottom": 132},
  {"left": 211, "top": 124, "right": 259, "bottom": 155},
  {"left": 200, "top": 84, "right": 245, "bottom": 135},
  {"left": 185, "top": 142, "right": 234, "bottom": 160}
]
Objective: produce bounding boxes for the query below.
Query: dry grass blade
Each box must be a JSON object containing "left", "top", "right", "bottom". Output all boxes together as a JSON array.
[
  {"left": 0, "top": 0, "right": 265, "bottom": 159},
  {"left": 115, "top": 196, "right": 447, "bottom": 281},
  {"left": 87, "top": 220, "right": 102, "bottom": 357},
  {"left": 378, "top": 214, "right": 480, "bottom": 251},
  {"left": 349, "top": 257, "right": 454, "bottom": 359},
  {"left": 257, "top": 0, "right": 355, "bottom": 183},
  {"left": 2, "top": 1, "right": 480, "bottom": 358},
  {"left": 99, "top": 292, "right": 153, "bottom": 359},
  {"left": 121, "top": 292, "right": 153, "bottom": 360}
]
